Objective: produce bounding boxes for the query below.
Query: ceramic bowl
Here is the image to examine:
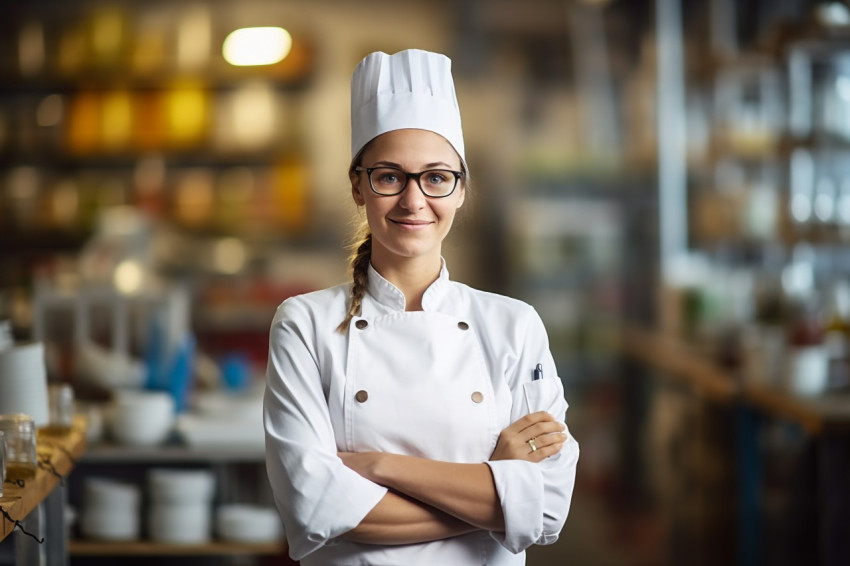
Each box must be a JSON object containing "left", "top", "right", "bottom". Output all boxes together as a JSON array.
[
  {"left": 215, "top": 504, "right": 281, "bottom": 543},
  {"left": 148, "top": 503, "right": 211, "bottom": 544},
  {"left": 108, "top": 390, "right": 175, "bottom": 446},
  {"left": 148, "top": 468, "right": 216, "bottom": 504}
]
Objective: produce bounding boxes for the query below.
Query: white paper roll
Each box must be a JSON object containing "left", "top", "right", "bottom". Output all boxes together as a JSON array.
[{"left": 0, "top": 342, "right": 49, "bottom": 426}]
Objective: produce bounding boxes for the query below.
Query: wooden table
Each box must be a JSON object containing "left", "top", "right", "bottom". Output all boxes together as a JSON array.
[
  {"left": 0, "top": 416, "right": 87, "bottom": 563},
  {"left": 621, "top": 324, "right": 850, "bottom": 566}
]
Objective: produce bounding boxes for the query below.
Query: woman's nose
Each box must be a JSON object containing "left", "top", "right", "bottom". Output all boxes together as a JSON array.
[{"left": 398, "top": 178, "right": 426, "bottom": 210}]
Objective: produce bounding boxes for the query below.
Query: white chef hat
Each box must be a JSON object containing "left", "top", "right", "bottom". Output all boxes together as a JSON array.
[{"left": 350, "top": 49, "right": 465, "bottom": 162}]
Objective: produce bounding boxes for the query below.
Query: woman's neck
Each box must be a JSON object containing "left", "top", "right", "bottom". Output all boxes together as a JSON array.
[{"left": 371, "top": 253, "right": 442, "bottom": 311}]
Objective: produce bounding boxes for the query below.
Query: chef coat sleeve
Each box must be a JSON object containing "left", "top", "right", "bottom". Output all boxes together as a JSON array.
[
  {"left": 485, "top": 305, "right": 579, "bottom": 554},
  {"left": 263, "top": 298, "right": 388, "bottom": 560}
]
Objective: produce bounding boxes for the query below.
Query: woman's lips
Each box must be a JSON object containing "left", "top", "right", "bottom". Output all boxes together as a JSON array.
[{"left": 390, "top": 218, "right": 433, "bottom": 230}]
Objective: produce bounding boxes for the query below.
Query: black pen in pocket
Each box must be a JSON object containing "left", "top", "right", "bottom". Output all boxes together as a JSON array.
[{"left": 532, "top": 363, "right": 543, "bottom": 381}]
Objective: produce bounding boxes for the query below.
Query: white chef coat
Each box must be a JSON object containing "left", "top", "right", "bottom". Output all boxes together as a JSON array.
[{"left": 264, "top": 261, "right": 579, "bottom": 565}]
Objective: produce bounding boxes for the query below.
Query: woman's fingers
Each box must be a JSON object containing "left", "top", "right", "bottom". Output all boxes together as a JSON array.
[
  {"left": 528, "top": 440, "right": 565, "bottom": 462},
  {"left": 490, "top": 412, "right": 569, "bottom": 462},
  {"left": 521, "top": 419, "right": 566, "bottom": 440},
  {"left": 525, "top": 432, "right": 568, "bottom": 453}
]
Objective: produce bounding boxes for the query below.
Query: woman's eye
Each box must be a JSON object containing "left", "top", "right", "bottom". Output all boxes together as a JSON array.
[
  {"left": 426, "top": 172, "right": 449, "bottom": 185},
  {"left": 377, "top": 172, "right": 400, "bottom": 184}
]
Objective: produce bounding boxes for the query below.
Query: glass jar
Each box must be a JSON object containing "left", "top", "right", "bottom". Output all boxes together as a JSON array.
[
  {"left": 42, "top": 383, "right": 75, "bottom": 435},
  {"left": 0, "top": 413, "right": 37, "bottom": 482}
]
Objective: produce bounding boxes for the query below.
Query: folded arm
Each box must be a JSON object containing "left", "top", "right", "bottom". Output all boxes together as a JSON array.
[
  {"left": 341, "top": 411, "right": 567, "bottom": 539},
  {"left": 342, "top": 490, "right": 480, "bottom": 544}
]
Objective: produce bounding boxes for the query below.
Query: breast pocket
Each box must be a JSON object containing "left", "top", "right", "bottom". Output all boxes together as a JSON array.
[{"left": 522, "top": 378, "right": 568, "bottom": 418}]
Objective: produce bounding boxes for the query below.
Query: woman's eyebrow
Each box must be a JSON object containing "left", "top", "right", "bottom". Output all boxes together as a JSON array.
[{"left": 367, "top": 160, "right": 456, "bottom": 169}]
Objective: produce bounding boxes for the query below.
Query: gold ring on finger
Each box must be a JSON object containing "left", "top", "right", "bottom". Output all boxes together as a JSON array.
[{"left": 527, "top": 438, "right": 537, "bottom": 452}]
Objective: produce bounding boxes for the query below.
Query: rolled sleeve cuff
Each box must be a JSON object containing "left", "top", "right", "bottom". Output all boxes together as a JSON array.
[
  {"left": 281, "top": 465, "right": 389, "bottom": 560},
  {"left": 485, "top": 459, "right": 544, "bottom": 553}
]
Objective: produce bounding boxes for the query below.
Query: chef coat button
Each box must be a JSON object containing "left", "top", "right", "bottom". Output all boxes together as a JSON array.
[
  {"left": 471, "top": 391, "right": 484, "bottom": 403},
  {"left": 355, "top": 319, "right": 368, "bottom": 330},
  {"left": 355, "top": 390, "right": 369, "bottom": 403},
  {"left": 458, "top": 321, "right": 469, "bottom": 330}
]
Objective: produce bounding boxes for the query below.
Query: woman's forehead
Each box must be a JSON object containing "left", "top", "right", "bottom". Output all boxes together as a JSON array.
[{"left": 363, "top": 129, "right": 460, "bottom": 167}]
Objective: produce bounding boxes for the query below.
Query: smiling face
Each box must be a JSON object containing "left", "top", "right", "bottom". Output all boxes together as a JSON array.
[{"left": 351, "top": 128, "right": 465, "bottom": 272}]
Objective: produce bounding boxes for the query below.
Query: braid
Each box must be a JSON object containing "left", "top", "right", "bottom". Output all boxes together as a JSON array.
[{"left": 336, "top": 226, "right": 372, "bottom": 333}]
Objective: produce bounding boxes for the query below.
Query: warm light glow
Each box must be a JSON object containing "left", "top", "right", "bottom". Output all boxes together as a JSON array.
[
  {"left": 36, "top": 94, "right": 64, "bottom": 127},
  {"left": 213, "top": 238, "right": 247, "bottom": 274},
  {"left": 114, "top": 260, "right": 144, "bottom": 294},
  {"left": 223, "top": 27, "right": 291, "bottom": 66}
]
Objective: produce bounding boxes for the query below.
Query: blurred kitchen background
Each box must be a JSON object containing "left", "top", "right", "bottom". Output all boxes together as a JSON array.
[{"left": 1, "top": 0, "right": 850, "bottom": 564}]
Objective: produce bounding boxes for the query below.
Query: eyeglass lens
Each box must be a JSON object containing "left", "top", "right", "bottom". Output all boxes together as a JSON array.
[{"left": 369, "top": 168, "right": 457, "bottom": 197}]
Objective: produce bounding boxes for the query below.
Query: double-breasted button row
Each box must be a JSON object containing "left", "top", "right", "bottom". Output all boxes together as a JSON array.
[
  {"left": 354, "top": 389, "right": 483, "bottom": 404},
  {"left": 357, "top": 319, "right": 468, "bottom": 331}
]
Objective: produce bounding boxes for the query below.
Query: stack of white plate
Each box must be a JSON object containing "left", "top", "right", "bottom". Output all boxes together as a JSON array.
[
  {"left": 216, "top": 504, "right": 282, "bottom": 544},
  {"left": 147, "top": 468, "right": 216, "bottom": 544},
  {"left": 81, "top": 478, "right": 140, "bottom": 541}
]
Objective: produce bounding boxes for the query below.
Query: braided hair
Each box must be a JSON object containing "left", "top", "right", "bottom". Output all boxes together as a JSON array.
[{"left": 336, "top": 223, "right": 372, "bottom": 333}]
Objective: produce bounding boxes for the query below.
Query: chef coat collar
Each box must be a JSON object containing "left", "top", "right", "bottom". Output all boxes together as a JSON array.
[{"left": 366, "top": 259, "right": 450, "bottom": 312}]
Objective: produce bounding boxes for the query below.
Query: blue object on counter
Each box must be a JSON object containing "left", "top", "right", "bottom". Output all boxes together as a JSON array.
[
  {"left": 220, "top": 353, "right": 251, "bottom": 392},
  {"left": 144, "top": 316, "right": 196, "bottom": 413}
]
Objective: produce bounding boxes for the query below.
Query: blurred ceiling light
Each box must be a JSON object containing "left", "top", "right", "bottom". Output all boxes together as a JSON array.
[
  {"left": 223, "top": 27, "right": 292, "bottom": 66},
  {"left": 114, "top": 260, "right": 144, "bottom": 294}
]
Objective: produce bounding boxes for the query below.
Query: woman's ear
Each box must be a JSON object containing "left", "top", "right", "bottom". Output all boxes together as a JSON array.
[{"left": 350, "top": 170, "right": 365, "bottom": 206}]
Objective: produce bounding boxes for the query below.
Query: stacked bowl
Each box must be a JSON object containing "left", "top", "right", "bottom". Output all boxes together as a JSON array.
[
  {"left": 108, "top": 390, "right": 175, "bottom": 447},
  {"left": 81, "top": 478, "right": 141, "bottom": 541},
  {"left": 147, "top": 468, "right": 216, "bottom": 544},
  {"left": 216, "top": 504, "right": 282, "bottom": 543}
]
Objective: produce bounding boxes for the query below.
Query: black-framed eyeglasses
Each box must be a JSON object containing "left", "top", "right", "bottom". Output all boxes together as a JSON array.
[{"left": 355, "top": 166, "right": 463, "bottom": 198}]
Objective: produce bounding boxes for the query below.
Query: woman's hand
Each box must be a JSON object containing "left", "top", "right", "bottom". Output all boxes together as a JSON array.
[
  {"left": 339, "top": 451, "right": 383, "bottom": 483},
  {"left": 490, "top": 411, "right": 567, "bottom": 462}
]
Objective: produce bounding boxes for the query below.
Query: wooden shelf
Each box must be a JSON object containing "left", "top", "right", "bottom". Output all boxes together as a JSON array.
[
  {"left": 69, "top": 539, "right": 285, "bottom": 556},
  {"left": 81, "top": 442, "right": 266, "bottom": 464},
  {"left": 621, "top": 324, "right": 850, "bottom": 435},
  {"left": 1, "top": 416, "right": 88, "bottom": 543}
]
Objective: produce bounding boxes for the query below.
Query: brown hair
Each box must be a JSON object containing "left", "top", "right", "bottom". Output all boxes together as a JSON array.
[
  {"left": 336, "top": 137, "right": 469, "bottom": 333},
  {"left": 336, "top": 222, "right": 372, "bottom": 333}
]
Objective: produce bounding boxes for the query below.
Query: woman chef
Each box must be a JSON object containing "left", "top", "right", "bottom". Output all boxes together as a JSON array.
[{"left": 263, "top": 49, "right": 579, "bottom": 565}]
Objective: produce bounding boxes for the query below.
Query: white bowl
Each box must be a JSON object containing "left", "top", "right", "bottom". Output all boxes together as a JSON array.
[
  {"left": 84, "top": 478, "right": 141, "bottom": 510},
  {"left": 148, "top": 503, "right": 211, "bottom": 544},
  {"left": 81, "top": 508, "right": 140, "bottom": 541},
  {"left": 216, "top": 504, "right": 281, "bottom": 543},
  {"left": 148, "top": 468, "right": 216, "bottom": 504},
  {"left": 108, "top": 391, "right": 175, "bottom": 446}
]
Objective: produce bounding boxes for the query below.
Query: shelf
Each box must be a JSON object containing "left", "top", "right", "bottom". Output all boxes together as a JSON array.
[
  {"left": 81, "top": 442, "right": 266, "bottom": 464},
  {"left": 69, "top": 539, "right": 285, "bottom": 556},
  {"left": 621, "top": 324, "right": 850, "bottom": 435},
  {"left": 0, "top": 416, "right": 88, "bottom": 543}
]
